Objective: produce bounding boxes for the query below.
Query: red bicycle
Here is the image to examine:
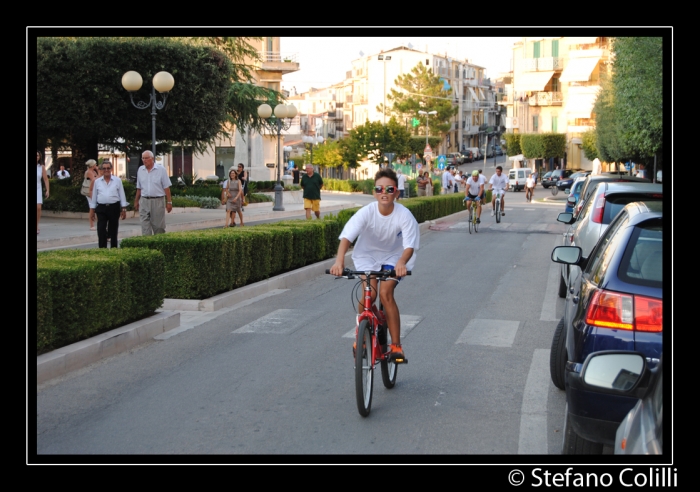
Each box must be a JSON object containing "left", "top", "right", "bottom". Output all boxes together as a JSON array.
[{"left": 327, "top": 268, "right": 410, "bottom": 417}]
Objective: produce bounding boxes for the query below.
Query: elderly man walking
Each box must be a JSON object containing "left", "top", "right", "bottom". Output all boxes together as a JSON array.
[
  {"left": 134, "top": 150, "right": 173, "bottom": 235},
  {"left": 300, "top": 164, "right": 323, "bottom": 219}
]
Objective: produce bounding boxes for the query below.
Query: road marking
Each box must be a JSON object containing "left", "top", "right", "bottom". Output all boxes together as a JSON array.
[
  {"left": 155, "top": 289, "right": 290, "bottom": 340},
  {"left": 540, "top": 236, "right": 563, "bottom": 321},
  {"left": 455, "top": 319, "right": 520, "bottom": 347},
  {"left": 233, "top": 308, "right": 311, "bottom": 334},
  {"left": 518, "top": 348, "right": 550, "bottom": 454},
  {"left": 342, "top": 314, "right": 423, "bottom": 339}
]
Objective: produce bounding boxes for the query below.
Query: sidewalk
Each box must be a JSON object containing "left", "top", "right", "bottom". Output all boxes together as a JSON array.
[{"left": 36, "top": 191, "right": 368, "bottom": 251}]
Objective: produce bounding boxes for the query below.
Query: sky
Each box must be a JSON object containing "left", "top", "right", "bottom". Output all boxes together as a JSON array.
[{"left": 280, "top": 37, "right": 522, "bottom": 94}]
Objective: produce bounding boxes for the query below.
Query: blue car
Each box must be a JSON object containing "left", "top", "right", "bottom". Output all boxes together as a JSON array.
[
  {"left": 550, "top": 201, "right": 662, "bottom": 454},
  {"left": 564, "top": 176, "right": 588, "bottom": 214}
]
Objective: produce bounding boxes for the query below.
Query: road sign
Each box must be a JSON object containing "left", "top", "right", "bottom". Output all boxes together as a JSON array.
[
  {"left": 417, "top": 163, "right": 422, "bottom": 171},
  {"left": 437, "top": 155, "right": 446, "bottom": 169},
  {"left": 625, "top": 161, "right": 632, "bottom": 170},
  {"left": 424, "top": 144, "right": 432, "bottom": 154},
  {"left": 287, "top": 161, "right": 294, "bottom": 170},
  {"left": 385, "top": 152, "right": 396, "bottom": 166}
]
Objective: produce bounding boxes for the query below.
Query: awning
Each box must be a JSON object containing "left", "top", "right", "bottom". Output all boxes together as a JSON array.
[
  {"left": 559, "top": 57, "right": 599, "bottom": 82},
  {"left": 478, "top": 88, "right": 486, "bottom": 100},
  {"left": 567, "top": 37, "right": 598, "bottom": 45},
  {"left": 513, "top": 71, "right": 555, "bottom": 92},
  {"left": 565, "top": 91, "right": 599, "bottom": 118},
  {"left": 468, "top": 87, "right": 479, "bottom": 100},
  {"left": 509, "top": 154, "right": 524, "bottom": 161}
]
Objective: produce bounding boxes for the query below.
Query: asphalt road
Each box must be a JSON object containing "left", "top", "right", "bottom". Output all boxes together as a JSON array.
[{"left": 35, "top": 182, "right": 582, "bottom": 462}]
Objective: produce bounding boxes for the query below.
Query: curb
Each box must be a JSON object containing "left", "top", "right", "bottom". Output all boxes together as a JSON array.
[{"left": 37, "top": 311, "right": 180, "bottom": 385}]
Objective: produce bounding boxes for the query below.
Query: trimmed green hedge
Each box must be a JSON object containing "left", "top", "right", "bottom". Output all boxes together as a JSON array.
[{"left": 36, "top": 248, "right": 165, "bottom": 354}]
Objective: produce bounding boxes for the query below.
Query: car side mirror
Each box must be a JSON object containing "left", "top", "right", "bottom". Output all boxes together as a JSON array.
[
  {"left": 557, "top": 212, "right": 574, "bottom": 224},
  {"left": 581, "top": 351, "right": 646, "bottom": 392},
  {"left": 564, "top": 188, "right": 571, "bottom": 195},
  {"left": 551, "top": 246, "right": 582, "bottom": 265}
]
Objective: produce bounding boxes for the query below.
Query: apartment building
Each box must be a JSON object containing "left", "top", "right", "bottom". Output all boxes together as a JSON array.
[{"left": 504, "top": 36, "right": 611, "bottom": 170}]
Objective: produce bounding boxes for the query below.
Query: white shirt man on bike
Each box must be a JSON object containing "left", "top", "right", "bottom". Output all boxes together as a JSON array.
[
  {"left": 464, "top": 170, "right": 484, "bottom": 223},
  {"left": 489, "top": 166, "right": 508, "bottom": 217}
]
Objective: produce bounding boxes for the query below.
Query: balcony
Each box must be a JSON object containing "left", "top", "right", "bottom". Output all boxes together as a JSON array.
[
  {"left": 528, "top": 91, "right": 563, "bottom": 106},
  {"left": 353, "top": 95, "right": 368, "bottom": 104},
  {"left": 256, "top": 52, "right": 300, "bottom": 75},
  {"left": 519, "top": 57, "right": 564, "bottom": 72}
]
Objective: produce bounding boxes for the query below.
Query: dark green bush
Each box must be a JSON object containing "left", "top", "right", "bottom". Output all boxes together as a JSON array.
[{"left": 36, "top": 248, "right": 164, "bottom": 354}]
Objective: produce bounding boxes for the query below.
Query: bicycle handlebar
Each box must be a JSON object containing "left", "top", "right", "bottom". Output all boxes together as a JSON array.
[{"left": 325, "top": 268, "right": 412, "bottom": 278}]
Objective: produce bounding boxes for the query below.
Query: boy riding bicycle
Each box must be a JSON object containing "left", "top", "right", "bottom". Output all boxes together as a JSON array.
[
  {"left": 464, "top": 170, "right": 485, "bottom": 223},
  {"left": 329, "top": 168, "right": 419, "bottom": 363},
  {"left": 489, "top": 165, "right": 508, "bottom": 217}
]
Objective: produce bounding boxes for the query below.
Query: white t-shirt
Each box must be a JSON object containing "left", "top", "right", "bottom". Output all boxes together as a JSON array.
[
  {"left": 397, "top": 173, "right": 407, "bottom": 190},
  {"left": 526, "top": 176, "right": 535, "bottom": 188},
  {"left": 489, "top": 173, "right": 508, "bottom": 191},
  {"left": 339, "top": 201, "right": 419, "bottom": 271},
  {"left": 442, "top": 171, "right": 454, "bottom": 190},
  {"left": 465, "top": 176, "right": 483, "bottom": 196}
]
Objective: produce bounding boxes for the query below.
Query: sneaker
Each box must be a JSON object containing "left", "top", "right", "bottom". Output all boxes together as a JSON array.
[
  {"left": 388, "top": 343, "right": 407, "bottom": 363},
  {"left": 476, "top": 218, "right": 481, "bottom": 224},
  {"left": 501, "top": 211, "right": 505, "bottom": 216},
  {"left": 490, "top": 210, "right": 494, "bottom": 217}
]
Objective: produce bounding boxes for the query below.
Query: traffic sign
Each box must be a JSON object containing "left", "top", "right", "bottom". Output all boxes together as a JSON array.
[
  {"left": 424, "top": 144, "right": 432, "bottom": 153},
  {"left": 287, "top": 160, "right": 294, "bottom": 170},
  {"left": 417, "top": 163, "right": 422, "bottom": 171},
  {"left": 437, "top": 155, "right": 446, "bottom": 169}
]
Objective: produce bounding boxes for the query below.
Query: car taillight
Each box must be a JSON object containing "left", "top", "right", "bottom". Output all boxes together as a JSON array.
[
  {"left": 585, "top": 290, "right": 662, "bottom": 332},
  {"left": 591, "top": 195, "right": 606, "bottom": 224}
]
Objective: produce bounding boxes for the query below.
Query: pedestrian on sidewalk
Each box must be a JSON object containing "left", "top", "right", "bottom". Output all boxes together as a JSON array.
[
  {"left": 237, "top": 163, "right": 248, "bottom": 210},
  {"left": 292, "top": 165, "right": 300, "bottom": 185},
  {"left": 222, "top": 167, "right": 244, "bottom": 227},
  {"left": 396, "top": 168, "right": 407, "bottom": 200},
  {"left": 441, "top": 168, "right": 454, "bottom": 195},
  {"left": 416, "top": 172, "right": 430, "bottom": 197},
  {"left": 83, "top": 159, "right": 99, "bottom": 231},
  {"left": 301, "top": 164, "right": 323, "bottom": 219},
  {"left": 36, "top": 150, "right": 50, "bottom": 235},
  {"left": 89, "top": 161, "right": 128, "bottom": 248},
  {"left": 56, "top": 165, "right": 70, "bottom": 179},
  {"left": 134, "top": 150, "right": 172, "bottom": 235}
]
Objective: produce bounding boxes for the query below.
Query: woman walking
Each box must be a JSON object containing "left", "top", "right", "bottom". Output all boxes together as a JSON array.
[
  {"left": 222, "top": 167, "right": 244, "bottom": 227},
  {"left": 84, "top": 159, "right": 99, "bottom": 230},
  {"left": 36, "top": 151, "right": 50, "bottom": 235},
  {"left": 416, "top": 172, "right": 430, "bottom": 197}
]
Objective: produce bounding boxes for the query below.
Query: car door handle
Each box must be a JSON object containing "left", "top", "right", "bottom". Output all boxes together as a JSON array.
[{"left": 572, "top": 295, "right": 579, "bottom": 304}]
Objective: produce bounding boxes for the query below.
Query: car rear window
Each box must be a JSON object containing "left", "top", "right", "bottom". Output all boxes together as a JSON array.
[
  {"left": 603, "top": 196, "right": 663, "bottom": 224},
  {"left": 619, "top": 221, "right": 662, "bottom": 287}
]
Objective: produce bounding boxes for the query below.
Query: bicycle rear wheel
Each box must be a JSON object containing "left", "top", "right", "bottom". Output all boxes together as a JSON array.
[
  {"left": 355, "top": 319, "right": 374, "bottom": 417},
  {"left": 379, "top": 324, "right": 398, "bottom": 389}
]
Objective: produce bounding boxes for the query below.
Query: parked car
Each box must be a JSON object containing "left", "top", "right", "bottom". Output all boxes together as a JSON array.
[
  {"left": 460, "top": 150, "right": 473, "bottom": 163},
  {"left": 494, "top": 146, "right": 503, "bottom": 156},
  {"left": 550, "top": 201, "right": 663, "bottom": 453},
  {"left": 564, "top": 176, "right": 587, "bottom": 214},
  {"left": 542, "top": 169, "right": 578, "bottom": 188},
  {"left": 556, "top": 182, "right": 663, "bottom": 299},
  {"left": 557, "top": 171, "right": 591, "bottom": 191},
  {"left": 446, "top": 152, "right": 463, "bottom": 166},
  {"left": 466, "top": 147, "right": 482, "bottom": 161},
  {"left": 612, "top": 353, "right": 663, "bottom": 455},
  {"left": 541, "top": 171, "right": 553, "bottom": 187},
  {"left": 575, "top": 174, "right": 651, "bottom": 217}
]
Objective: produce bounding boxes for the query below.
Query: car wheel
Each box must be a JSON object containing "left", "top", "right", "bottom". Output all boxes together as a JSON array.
[
  {"left": 543, "top": 184, "right": 549, "bottom": 189},
  {"left": 558, "top": 270, "right": 567, "bottom": 299},
  {"left": 550, "top": 318, "right": 567, "bottom": 390},
  {"left": 562, "top": 404, "right": 605, "bottom": 454}
]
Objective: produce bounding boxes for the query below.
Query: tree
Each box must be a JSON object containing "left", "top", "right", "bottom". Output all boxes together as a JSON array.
[
  {"left": 310, "top": 139, "right": 344, "bottom": 169},
  {"left": 36, "top": 37, "right": 282, "bottom": 182},
  {"left": 503, "top": 133, "right": 521, "bottom": 156},
  {"left": 581, "top": 130, "right": 598, "bottom": 161},
  {"left": 383, "top": 63, "right": 458, "bottom": 138},
  {"left": 611, "top": 37, "right": 663, "bottom": 161}
]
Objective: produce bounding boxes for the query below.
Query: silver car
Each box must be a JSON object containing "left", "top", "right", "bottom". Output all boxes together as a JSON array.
[{"left": 556, "top": 182, "right": 663, "bottom": 298}]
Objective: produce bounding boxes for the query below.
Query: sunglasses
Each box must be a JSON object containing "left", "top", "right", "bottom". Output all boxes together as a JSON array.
[{"left": 374, "top": 185, "right": 396, "bottom": 194}]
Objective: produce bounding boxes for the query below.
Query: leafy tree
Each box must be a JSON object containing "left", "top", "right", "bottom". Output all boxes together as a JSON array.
[
  {"left": 310, "top": 139, "right": 344, "bottom": 169},
  {"left": 581, "top": 130, "right": 598, "bottom": 161},
  {"left": 383, "top": 63, "right": 458, "bottom": 138},
  {"left": 503, "top": 133, "right": 521, "bottom": 156},
  {"left": 611, "top": 37, "right": 663, "bottom": 161},
  {"left": 36, "top": 37, "right": 282, "bottom": 182}
]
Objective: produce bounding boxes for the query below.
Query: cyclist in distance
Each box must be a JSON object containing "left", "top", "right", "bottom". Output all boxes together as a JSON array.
[
  {"left": 464, "top": 170, "right": 485, "bottom": 223},
  {"left": 489, "top": 166, "right": 508, "bottom": 217},
  {"left": 329, "top": 168, "right": 419, "bottom": 362}
]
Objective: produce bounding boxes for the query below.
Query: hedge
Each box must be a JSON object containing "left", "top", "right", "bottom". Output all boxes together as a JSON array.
[{"left": 36, "top": 248, "right": 165, "bottom": 354}]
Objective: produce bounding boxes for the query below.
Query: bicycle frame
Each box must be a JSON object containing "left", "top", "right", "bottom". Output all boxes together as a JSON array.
[{"left": 358, "top": 275, "right": 388, "bottom": 365}]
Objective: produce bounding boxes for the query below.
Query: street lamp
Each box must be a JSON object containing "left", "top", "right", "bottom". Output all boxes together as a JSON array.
[
  {"left": 122, "top": 70, "right": 175, "bottom": 157},
  {"left": 378, "top": 55, "right": 392, "bottom": 125},
  {"left": 418, "top": 110, "right": 438, "bottom": 147},
  {"left": 302, "top": 134, "right": 324, "bottom": 168},
  {"left": 258, "top": 103, "right": 298, "bottom": 211}
]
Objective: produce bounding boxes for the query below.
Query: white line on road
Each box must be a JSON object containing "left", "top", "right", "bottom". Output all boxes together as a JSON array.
[
  {"left": 518, "top": 348, "right": 551, "bottom": 454},
  {"left": 540, "top": 236, "right": 564, "bottom": 321}
]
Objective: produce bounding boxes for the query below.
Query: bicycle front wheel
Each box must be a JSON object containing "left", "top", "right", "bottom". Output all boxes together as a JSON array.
[
  {"left": 355, "top": 320, "right": 374, "bottom": 417},
  {"left": 495, "top": 198, "right": 501, "bottom": 223},
  {"left": 379, "top": 324, "right": 398, "bottom": 389}
]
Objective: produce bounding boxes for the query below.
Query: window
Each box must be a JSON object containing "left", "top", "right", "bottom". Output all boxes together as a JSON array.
[
  {"left": 425, "top": 59, "right": 429, "bottom": 66},
  {"left": 552, "top": 77, "right": 560, "bottom": 92},
  {"left": 552, "top": 116, "right": 558, "bottom": 132},
  {"left": 533, "top": 41, "right": 541, "bottom": 58},
  {"left": 586, "top": 214, "right": 630, "bottom": 285},
  {"left": 533, "top": 115, "right": 539, "bottom": 132},
  {"left": 215, "top": 146, "right": 235, "bottom": 179},
  {"left": 552, "top": 39, "right": 559, "bottom": 57}
]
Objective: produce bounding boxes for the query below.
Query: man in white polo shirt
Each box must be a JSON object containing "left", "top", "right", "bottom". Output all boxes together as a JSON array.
[{"left": 134, "top": 150, "right": 173, "bottom": 235}]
